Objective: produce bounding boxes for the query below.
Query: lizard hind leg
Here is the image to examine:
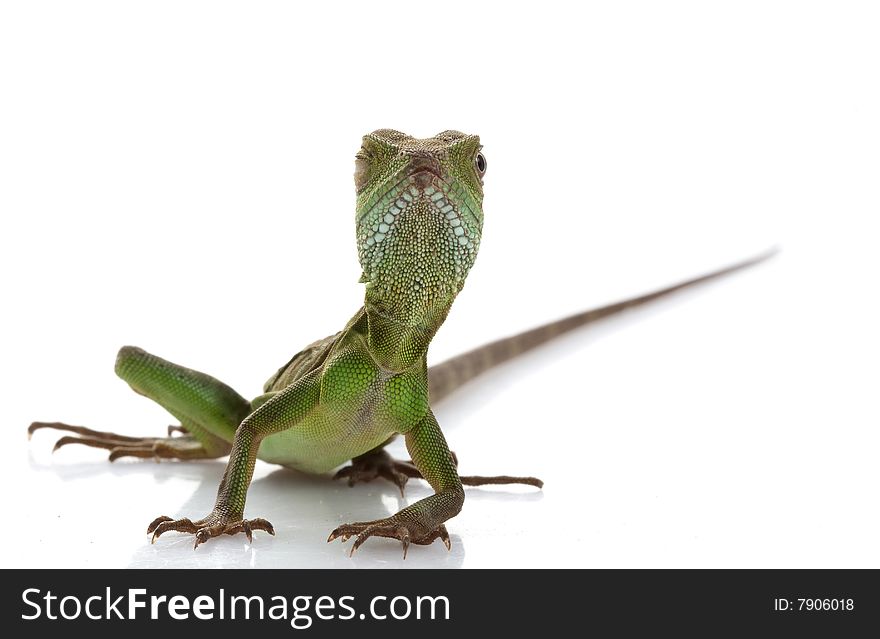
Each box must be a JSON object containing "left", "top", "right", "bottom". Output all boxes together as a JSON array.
[
  {"left": 28, "top": 420, "right": 227, "bottom": 461},
  {"left": 333, "top": 445, "right": 544, "bottom": 495},
  {"left": 28, "top": 345, "right": 253, "bottom": 461},
  {"left": 333, "top": 446, "right": 421, "bottom": 497}
]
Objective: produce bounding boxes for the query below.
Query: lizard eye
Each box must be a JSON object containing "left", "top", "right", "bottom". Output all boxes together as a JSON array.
[{"left": 474, "top": 152, "right": 487, "bottom": 177}]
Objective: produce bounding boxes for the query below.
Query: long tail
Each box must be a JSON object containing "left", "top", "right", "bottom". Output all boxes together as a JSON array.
[{"left": 428, "top": 249, "right": 777, "bottom": 403}]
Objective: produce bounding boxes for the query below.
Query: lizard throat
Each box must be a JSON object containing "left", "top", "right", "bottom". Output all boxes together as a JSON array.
[
  {"left": 357, "top": 177, "right": 480, "bottom": 313},
  {"left": 356, "top": 175, "right": 482, "bottom": 370}
]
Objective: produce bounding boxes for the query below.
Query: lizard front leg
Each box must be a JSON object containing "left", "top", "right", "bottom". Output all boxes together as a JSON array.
[
  {"left": 328, "top": 409, "right": 463, "bottom": 558},
  {"left": 149, "top": 370, "right": 321, "bottom": 548}
]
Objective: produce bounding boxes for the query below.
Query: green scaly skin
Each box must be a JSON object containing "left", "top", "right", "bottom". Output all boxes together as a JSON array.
[{"left": 28, "top": 129, "right": 774, "bottom": 556}]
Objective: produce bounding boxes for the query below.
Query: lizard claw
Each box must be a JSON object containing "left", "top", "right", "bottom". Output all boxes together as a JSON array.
[
  {"left": 328, "top": 520, "right": 450, "bottom": 558},
  {"left": 148, "top": 513, "right": 274, "bottom": 548},
  {"left": 149, "top": 516, "right": 198, "bottom": 543},
  {"left": 439, "top": 525, "right": 451, "bottom": 550},
  {"left": 28, "top": 421, "right": 227, "bottom": 462},
  {"left": 147, "top": 515, "right": 174, "bottom": 536}
]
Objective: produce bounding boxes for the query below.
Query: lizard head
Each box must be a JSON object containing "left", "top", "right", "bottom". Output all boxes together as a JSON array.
[{"left": 354, "top": 129, "right": 485, "bottom": 321}]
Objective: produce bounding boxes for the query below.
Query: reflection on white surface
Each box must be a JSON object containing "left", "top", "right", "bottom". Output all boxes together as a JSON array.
[{"left": 27, "top": 453, "right": 475, "bottom": 569}]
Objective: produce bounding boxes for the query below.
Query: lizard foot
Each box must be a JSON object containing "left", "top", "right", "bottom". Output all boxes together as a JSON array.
[
  {"left": 148, "top": 513, "right": 275, "bottom": 549},
  {"left": 28, "top": 421, "right": 228, "bottom": 461},
  {"left": 333, "top": 448, "right": 419, "bottom": 496},
  {"left": 333, "top": 447, "right": 543, "bottom": 493},
  {"left": 327, "top": 519, "right": 450, "bottom": 559}
]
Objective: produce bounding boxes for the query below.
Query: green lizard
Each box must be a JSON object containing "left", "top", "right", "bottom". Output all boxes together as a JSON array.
[{"left": 28, "top": 130, "right": 772, "bottom": 556}]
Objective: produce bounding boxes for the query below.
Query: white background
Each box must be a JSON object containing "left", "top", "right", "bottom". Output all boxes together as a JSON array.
[{"left": 1, "top": 1, "right": 878, "bottom": 568}]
